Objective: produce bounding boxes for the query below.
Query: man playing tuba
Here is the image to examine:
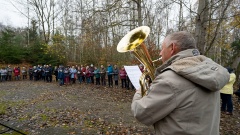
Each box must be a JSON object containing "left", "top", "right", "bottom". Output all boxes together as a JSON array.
[{"left": 131, "top": 31, "right": 229, "bottom": 135}]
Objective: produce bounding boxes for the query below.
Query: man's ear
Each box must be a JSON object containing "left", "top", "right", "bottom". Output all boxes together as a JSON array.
[{"left": 171, "top": 43, "right": 179, "bottom": 55}]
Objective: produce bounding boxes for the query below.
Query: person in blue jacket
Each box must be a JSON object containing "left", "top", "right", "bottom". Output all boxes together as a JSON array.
[
  {"left": 94, "top": 66, "right": 100, "bottom": 85},
  {"left": 107, "top": 63, "right": 113, "bottom": 87}
]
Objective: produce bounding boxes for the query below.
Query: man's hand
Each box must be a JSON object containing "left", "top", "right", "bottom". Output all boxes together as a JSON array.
[{"left": 136, "top": 88, "right": 142, "bottom": 95}]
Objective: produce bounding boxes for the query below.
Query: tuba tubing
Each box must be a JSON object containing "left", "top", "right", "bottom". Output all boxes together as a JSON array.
[{"left": 117, "top": 26, "right": 162, "bottom": 97}]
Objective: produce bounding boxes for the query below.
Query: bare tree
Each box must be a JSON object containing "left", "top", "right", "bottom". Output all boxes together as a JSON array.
[
  {"left": 29, "top": 0, "right": 57, "bottom": 44},
  {"left": 12, "top": 0, "right": 238, "bottom": 68},
  {"left": 194, "top": 0, "right": 233, "bottom": 55}
]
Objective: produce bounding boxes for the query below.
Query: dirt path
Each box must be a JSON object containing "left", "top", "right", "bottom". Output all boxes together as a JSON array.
[
  {"left": 0, "top": 81, "right": 153, "bottom": 135},
  {"left": 0, "top": 81, "right": 239, "bottom": 135}
]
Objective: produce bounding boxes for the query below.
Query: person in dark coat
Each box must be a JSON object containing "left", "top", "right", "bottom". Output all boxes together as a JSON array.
[
  {"left": 100, "top": 65, "right": 106, "bottom": 86},
  {"left": 45, "top": 65, "right": 52, "bottom": 82},
  {"left": 94, "top": 66, "right": 100, "bottom": 85},
  {"left": 33, "top": 66, "right": 38, "bottom": 81},
  {"left": 7, "top": 65, "right": 13, "bottom": 81},
  {"left": 58, "top": 65, "right": 65, "bottom": 86},
  {"left": 77, "top": 66, "right": 83, "bottom": 84},
  {"left": 28, "top": 66, "right": 34, "bottom": 80},
  {"left": 89, "top": 64, "right": 95, "bottom": 84},
  {"left": 113, "top": 65, "right": 119, "bottom": 88}
]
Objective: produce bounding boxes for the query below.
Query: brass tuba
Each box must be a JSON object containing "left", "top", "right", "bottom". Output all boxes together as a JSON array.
[{"left": 117, "top": 26, "right": 161, "bottom": 97}]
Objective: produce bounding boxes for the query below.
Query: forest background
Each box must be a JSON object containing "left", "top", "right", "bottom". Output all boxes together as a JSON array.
[{"left": 0, "top": 0, "right": 240, "bottom": 82}]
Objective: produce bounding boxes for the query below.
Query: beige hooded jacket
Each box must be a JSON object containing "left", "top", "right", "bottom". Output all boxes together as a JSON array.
[{"left": 131, "top": 49, "right": 230, "bottom": 135}]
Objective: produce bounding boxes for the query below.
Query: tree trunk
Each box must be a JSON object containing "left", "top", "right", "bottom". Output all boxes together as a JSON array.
[
  {"left": 195, "top": 0, "right": 209, "bottom": 54},
  {"left": 178, "top": 0, "right": 183, "bottom": 31}
]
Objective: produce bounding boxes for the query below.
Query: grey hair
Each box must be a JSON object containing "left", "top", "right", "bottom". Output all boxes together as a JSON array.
[{"left": 166, "top": 31, "right": 196, "bottom": 51}]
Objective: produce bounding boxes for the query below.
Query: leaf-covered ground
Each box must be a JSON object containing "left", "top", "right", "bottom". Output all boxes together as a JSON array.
[{"left": 0, "top": 81, "right": 239, "bottom": 135}]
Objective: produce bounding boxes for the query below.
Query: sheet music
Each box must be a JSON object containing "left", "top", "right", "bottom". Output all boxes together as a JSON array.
[{"left": 124, "top": 66, "right": 142, "bottom": 90}]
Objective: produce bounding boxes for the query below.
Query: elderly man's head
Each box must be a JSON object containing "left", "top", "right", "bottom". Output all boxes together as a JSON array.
[{"left": 160, "top": 31, "right": 196, "bottom": 63}]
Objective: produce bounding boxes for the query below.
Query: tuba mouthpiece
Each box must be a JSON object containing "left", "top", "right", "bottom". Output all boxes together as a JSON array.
[{"left": 152, "top": 57, "right": 162, "bottom": 63}]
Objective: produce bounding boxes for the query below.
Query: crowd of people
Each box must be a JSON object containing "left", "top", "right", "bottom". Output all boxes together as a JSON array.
[{"left": 0, "top": 63, "right": 144, "bottom": 90}]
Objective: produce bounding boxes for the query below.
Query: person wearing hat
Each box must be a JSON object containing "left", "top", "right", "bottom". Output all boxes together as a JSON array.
[{"left": 220, "top": 67, "right": 236, "bottom": 115}]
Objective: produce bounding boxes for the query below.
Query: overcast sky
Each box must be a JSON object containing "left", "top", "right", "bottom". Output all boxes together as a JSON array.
[
  {"left": 0, "top": 0, "right": 198, "bottom": 28},
  {"left": 0, "top": 0, "right": 28, "bottom": 27}
]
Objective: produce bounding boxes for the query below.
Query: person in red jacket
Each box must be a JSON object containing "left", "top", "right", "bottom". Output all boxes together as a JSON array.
[
  {"left": 13, "top": 67, "right": 20, "bottom": 80},
  {"left": 139, "top": 64, "right": 144, "bottom": 73},
  {"left": 85, "top": 66, "right": 91, "bottom": 84},
  {"left": 119, "top": 66, "right": 127, "bottom": 88}
]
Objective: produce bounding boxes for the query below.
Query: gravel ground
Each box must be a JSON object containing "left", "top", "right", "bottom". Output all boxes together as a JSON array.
[
  {"left": 0, "top": 80, "right": 239, "bottom": 135},
  {"left": 0, "top": 81, "right": 153, "bottom": 135}
]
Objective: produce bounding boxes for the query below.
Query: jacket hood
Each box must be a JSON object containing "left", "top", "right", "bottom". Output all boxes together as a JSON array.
[{"left": 156, "top": 49, "right": 230, "bottom": 92}]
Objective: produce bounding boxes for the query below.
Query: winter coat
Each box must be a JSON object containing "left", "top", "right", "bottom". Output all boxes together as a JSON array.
[
  {"left": 41, "top": 68, "right": 46, "bottom": 76},
  {"left": 13, "top": 68, "right": 20, "bottom": 76},
  {"left": 131, "top": 49, "right": 230, "bottom": 135},
  {"left": 81, "top": 67, "right": 86, "bottom": 76},
  {"left": 33, "top": 68, "right": 38, "bottom": 77},
  {"left": 54, "top": 69, "right": 58, "bottom": 76},
  {"left": 58, "top": 68, "right": 64, "bottom": 79},
  {"left": 77, "top": 69, "right": 83, "bottom": 77},
  {"left": 7, "top": 67, "right": 13, "bottom": 75},
  {"left": 70, "top": 68, "right": 77, "bottom": 79},
  {"left": 94, "top": 69, "right": 100, "bottom": 78},
  {"left": 64, "top": 69, "right": 70, "bottom": 77},
  {"left": 28, "top": 68, "right": 33, "bottom": 75},
  {"left": 22, "top": 68, "right": 27, "bottom": 75},
  {"left": 85, "top": 69, "right": 91, "bottom": 78},
  {"left": 45, "top": 67, "right": 52, "bottom": 76},
  {"left": 119, "top": 69, "right": 126, "bottom": 79},
  {"left": 113, "top": 68, "right": 119, "bottom": 81},
  {"left": 100, "top": 67, "right": 106, "bottom": 78},
  {"left": 37, "top": 67, "right": 42, "bottom": 73},
  {"left": 220, "top": 73, "right": 236, "bottom": 94},
  {"left": 89, "top": 67, "right": 94, "bottom": 76},
  {"left": 107, "top": 65, "right": 113, "bottom": 75},
  {"left": 0, "top": 69, "right": 7, "bottom": 76}
]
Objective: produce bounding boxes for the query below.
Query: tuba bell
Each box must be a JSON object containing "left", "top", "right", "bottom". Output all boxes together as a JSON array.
[{"left": 117, "top": 26, "right": 161, "bottom": 97}]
